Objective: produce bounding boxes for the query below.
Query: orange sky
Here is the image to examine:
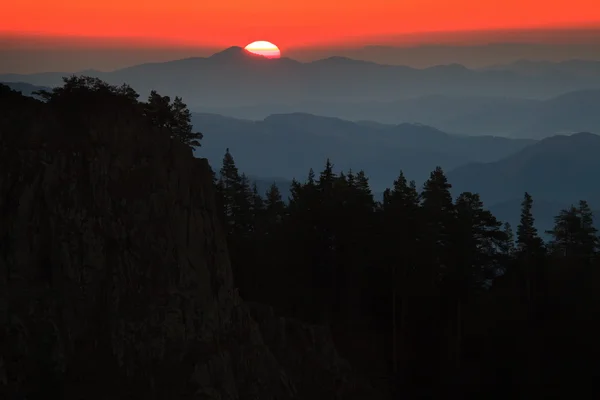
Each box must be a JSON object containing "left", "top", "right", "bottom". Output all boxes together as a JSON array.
[{"left": 4, "top": 0, "right": 600, "bottom": 49}]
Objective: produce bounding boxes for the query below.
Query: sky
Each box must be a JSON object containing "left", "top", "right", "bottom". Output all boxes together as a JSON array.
[{"left": 2, "top": 1, "right": 600, "bottom": 73}]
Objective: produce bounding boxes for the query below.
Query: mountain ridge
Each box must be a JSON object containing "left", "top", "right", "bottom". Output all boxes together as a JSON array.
[
  {"left": 4, "top": 49, "right": 600, "bottom": 109},
  {"left": 193, "top": 111, "right": 535, "bottom": 191},
  {"left": 448, "top": 131, "right": 600, "bottom": 207}
]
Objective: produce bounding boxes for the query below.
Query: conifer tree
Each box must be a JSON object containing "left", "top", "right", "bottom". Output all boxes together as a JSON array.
[
  {"left": 577, "top": 200, "right": 599, "bottom": 257},
  {"left": 516, "top": 191, "right": 546, "bottom": 351},
  {"left": 237, "top": 173, "right": 255, "bottom": 235},
  {"left": 265, "top": 183, "right": 285, "bottom": 226},
  {"left": 420, "top": 166, "right": 455, "bottom": 288},
  {"left": 452, "top": 192, "right": 504, "bottom": 292},
  {"left": 170, "top": 96, "right": 202, "bottom": 148},
  {"left": 318, "top": 159, "right": 336, "bottom": 198},
  {"left": 252, "top": 182, "right": 265, "bottom": 213},
  {"left": 145, "top": 90, "right": 202, "bottom": 149},
  {"left": 499, "top": 222, "right": 516, "bottom": 260},
  {"left": 547, "top": 206, "right": 580, "bottom": 258},
  {"left": 219, "top": 148, "right": 242, "bottom": 233},
  {"left": 382, "top": 170, "right": 421, "bottom": 375},
  {"left": 516, "top": 192, "right": 544, "bottom": 256},
  {"left": 547, "top": 201, "right": 598, "bottom": 261}
]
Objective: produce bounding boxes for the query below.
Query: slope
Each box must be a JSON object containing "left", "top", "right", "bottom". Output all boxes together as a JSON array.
[
  {"left": 193, "top": 112, "right": 534, "bottom": 191},
  {"left": 448, "top": 132, "right": 600, "bottom": 209}
]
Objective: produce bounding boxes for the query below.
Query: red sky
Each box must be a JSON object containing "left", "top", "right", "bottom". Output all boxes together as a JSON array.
[{"left": 4, "top": 0, "right": 600, "bottom": 50}]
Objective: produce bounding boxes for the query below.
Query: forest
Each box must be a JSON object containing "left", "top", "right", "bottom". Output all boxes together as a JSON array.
[
  {"left": 3, "top": 77, "right": 600, "bottom": 396},
  {"left": 214, "top": 147, "right": 600, "bottom": 395}
]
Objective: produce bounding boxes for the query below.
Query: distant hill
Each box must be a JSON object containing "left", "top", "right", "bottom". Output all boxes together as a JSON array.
[
  {"left": 3, "top": 47, "right": 600, "bottom": 111},
  {"left": 0, "top": 81, "right": 50, "bottom": 98},
  {"left": 488, "top": 198, "right": 600, "bottom": 240},
  {"left": 482, "top": 59, "right": 600, "bottom": 78},
  {"left": 195, "top": 88, "right": 600, "bottom": 139},
  {"left": 193, "top": 112, "right": 534, "bottom": 191},
  {"left": 509, "top": 90, "right": 600, "bottom": 138},
  {"left": 448, "top": 132, "right": 600, "bottom": 208}
]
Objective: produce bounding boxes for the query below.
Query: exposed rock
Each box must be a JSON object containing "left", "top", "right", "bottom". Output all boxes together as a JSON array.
[{"left": 0, "top": 89, "right": 383, "bottom": 399}]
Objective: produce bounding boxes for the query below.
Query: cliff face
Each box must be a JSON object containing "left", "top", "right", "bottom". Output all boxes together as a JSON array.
[{"left": 0, "top": 89, "right": 379, "bottom": 399}]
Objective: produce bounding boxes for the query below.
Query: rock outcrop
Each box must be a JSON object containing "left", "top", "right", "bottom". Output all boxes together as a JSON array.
[{"left": 0, "top": 87, "right": 383, "bottom": 399}]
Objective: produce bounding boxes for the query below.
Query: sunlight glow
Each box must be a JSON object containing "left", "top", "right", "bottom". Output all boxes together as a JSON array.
[{"left": 244, "top": 41, "right": 281, "bottom": 59}]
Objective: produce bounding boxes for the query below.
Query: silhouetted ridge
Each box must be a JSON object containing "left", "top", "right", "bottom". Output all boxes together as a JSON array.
[
  {"left": 424, "top": 63, "right": 470, "bottom": 72},
  {"left": 448, "top": 131, "right": 600, "bottom": 209},
  {"left": 209, "top": 46, "right": 267, "bottom": 61},
  {"left": 310, "top": 56, "right": 381, "bottom": 66},
  {"left": 263, "top": 112, "right": 351, "bottom": 124}
]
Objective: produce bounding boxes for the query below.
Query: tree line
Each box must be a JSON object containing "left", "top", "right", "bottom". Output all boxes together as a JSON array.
[
  {"left": 214, "top": 148, "right": 600, "bottom": 395},
  {"left": 32, "top": 76, "right": 203, "bottom": 149}
]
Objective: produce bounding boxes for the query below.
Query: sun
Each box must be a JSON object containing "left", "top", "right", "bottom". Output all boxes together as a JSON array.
[{"left": 244, "top": 41, "right": 281, "bottom": 59}]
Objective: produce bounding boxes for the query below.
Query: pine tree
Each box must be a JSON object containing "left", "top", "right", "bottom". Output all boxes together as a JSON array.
[
  {"left": 252, "top": 182, "right": 265, "bottom": 212},
  {"left": 347, "top": 169, "right": 356, "bottom": 188},
  {"left": 170, "top": 96, "right": 203, "bottom": 148},
  {"left": 307, "top": 168, "right": 316, "bottom": 185},
  {"left": 318, "top": 159, "right": 336, "bottom": 197},
  {"left": 452, "top": 192, "right": 504, "bottom": 292},
  {"left": 265, "top": 183, "right": 285, "bottom": 227},
  {"left": 500, "top": 222, "right": 516, "bottom": 259},
  {"left": 516, "top": 192, "right": 544, "bottom": 256},
  {"left": 382, "top": 170, "right": 421, "bottom": 376},
  {"left": 355, "top": 170, "right": 375, "bottom": 211},
  {"left": 420, "top": 166, "right": 455, "bottom": 288},
  {"left": 577, "top": 200, "right": 599, "bottom": 257},
  {"left": 547, "top": 201, "right": 598, "bottom": 261},
  {"left": 515, "top": 191, "right": 546, "bottom": 370},
  {"left": 547, "top": 206, "right": 580, "bottom": 258},
  {"left": 144, "top": 90, "right": 202, "bottom": 149},
  {"left": 237, "top": 173, "right": 255, "bottom": 235},
  {"left": 250, "top": 182, "right": 265, "bottom": 236},
  {"left": 219, "top": 148, "right": 242, "bottom": 233},
  {"left": 448, "top": 192, "right": 504, "bottom": 371}
]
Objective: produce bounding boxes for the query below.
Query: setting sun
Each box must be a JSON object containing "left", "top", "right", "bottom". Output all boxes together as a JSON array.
[{"left": 244, "top": 41, "right": 281, "bottom": 59}]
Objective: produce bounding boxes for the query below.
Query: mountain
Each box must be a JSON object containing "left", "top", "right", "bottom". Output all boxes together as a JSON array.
[
  {"left": 3, "top": 47, "right": 600, "bottom": 110},
  {"left": 510, "top": 89, "right": 600, "bottom": 138},
  {"left": 194, "top": 88, "right": 600, "bottom": 139},
  {"left": 193, "top": 112, "right": 534, "bottom": 191},
  {"left": 297, "top": 43, "right": 600, "bottom": 69},
  {"left": 1, "top": 81, "right": 50, "bottom": 97},
  {"left": 448, "top": 132, "right": 600, "bottom": 209},
  {"left": 482, "top": 59, "right": 600, "bottom": 78}
]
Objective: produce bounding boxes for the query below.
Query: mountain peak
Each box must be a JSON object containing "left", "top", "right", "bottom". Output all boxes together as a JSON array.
[{"left": 209, "top": 46, "right": 266, "bottom": 61}]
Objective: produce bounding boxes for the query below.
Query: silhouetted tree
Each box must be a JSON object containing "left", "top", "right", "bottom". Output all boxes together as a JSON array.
[{"left": 144, "top": 90, "right": 202, "bottom": 149}]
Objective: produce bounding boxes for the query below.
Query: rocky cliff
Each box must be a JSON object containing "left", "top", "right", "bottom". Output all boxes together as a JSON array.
[{"left": 0, "top": 86, "right": 382, "bottom": 399}]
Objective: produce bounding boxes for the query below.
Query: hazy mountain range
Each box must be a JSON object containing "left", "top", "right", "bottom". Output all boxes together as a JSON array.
[
  {"left": 199, "top": 89, "right": 600, "bottom": 139},
  {"left": 3, "top": 47, "right": 600, "bottom": 138},
  {"left": 193, "top": 112, "right": 535, "bottom": 191},
  {"left": 193, "top": 110, "right": 600, "bottom": 234},
  {"left": 2, "top": 46, "right": 600, "bottom": 112},
  {"left": 448, "top": 132, "right": 600, "bottom": 206},
  {"left": 1, "top": 81, "right": 50, "bottom": 98}
]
